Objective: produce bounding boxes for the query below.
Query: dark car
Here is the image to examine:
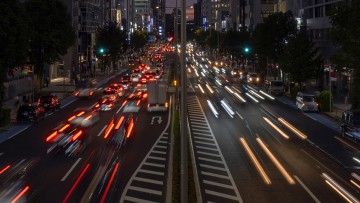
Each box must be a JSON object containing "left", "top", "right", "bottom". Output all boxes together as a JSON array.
[
  {"left": 17, "top": 103, "right": 45, "bottom": 123},
  {"left": 106, "top": 113, "right": 136, "bottom": 148},
  {"left": 96, "top": 95, "right": 117, "bottom": 111},
  {"left": 38, "top": 95, "right": 61, "bottom": 112},
  {"left": 341, "top": 110, "right": 360, "bottom": 142}
]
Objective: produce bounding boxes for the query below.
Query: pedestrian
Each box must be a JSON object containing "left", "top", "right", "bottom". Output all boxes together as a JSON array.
[
  {"left": 14, "top": 94, "right": 20, "bottom": 108},
  {"left": 45, "top": 76, "right": 50, "bottom": 87}
]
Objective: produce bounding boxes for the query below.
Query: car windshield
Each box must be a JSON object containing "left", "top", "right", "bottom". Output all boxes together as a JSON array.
[
  {"left": 303, "top": 96, "right": 315, "bottom": 102},
  {"left": 271, "top": 81, "right": 283, "bottom": 86}
]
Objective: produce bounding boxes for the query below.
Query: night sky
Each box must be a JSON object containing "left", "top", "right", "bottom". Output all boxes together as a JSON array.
[{"left": 165, "top": 0, "right": 197, "bottom": 13}]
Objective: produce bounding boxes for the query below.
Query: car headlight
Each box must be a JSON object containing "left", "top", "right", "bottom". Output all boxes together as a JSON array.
[
  {"left": 256, "top": 78, "right": 259, "bottom": 81},
  {"left": 249, "top": 78, "right": 252, "bottom": 81}
]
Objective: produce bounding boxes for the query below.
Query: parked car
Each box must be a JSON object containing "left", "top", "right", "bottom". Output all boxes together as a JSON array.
[
  {"left": 268, "top": 80, "right": 284, "bottom": 95},
  {"left": 17, "top": 103, "right": 45, "bottom": 123},
  {"left": 38, "top": 95, "right": 61, "bottom": 112},
  {"left": 341, "top": 110, "right": 360, "bottom": 141},
  {"left": 296, "top": 92, "right": 319, "bottom": 112}
]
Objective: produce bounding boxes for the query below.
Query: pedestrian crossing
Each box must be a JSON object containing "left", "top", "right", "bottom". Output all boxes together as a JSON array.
[
  {"left": 187, "top": 96, "right": 243, "bottom": 203},
  {"left": 120, "top": 132, "right": 169, "bottom": 203}
]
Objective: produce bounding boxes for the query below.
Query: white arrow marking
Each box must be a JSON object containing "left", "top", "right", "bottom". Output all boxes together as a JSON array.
[{"left": 151, "top": 116, "right": 162, "bottom": 125}]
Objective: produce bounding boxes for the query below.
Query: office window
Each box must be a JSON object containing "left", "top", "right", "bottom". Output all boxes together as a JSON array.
[
  {"left": 306, "top": 8, "right": 314, "bottom": 18},
  {"left": 314, "top": 6, "right": 323, "bottom": 18}
]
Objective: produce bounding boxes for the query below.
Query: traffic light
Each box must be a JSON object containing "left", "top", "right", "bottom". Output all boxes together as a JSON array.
[
  {"left": 244, "top": 47, "right": 249, "bottom": 53},
  {"left": 99, "top": 48, "right": 104, "bottom": 54}
]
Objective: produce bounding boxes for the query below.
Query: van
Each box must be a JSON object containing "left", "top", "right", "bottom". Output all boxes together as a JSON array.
[
  {"left": 247, "top": 73, "right": 260, "bottom": 83},
  {"left": 296, "top": 92, "right": 319, "bottom": 112},
  {"left": 268, "top": 80, "right": 284, "bottom": 95}
]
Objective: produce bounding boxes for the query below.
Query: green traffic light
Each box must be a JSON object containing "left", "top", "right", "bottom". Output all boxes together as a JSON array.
[
  {"left": 244, "top": 47, "right": 249, "bottom": 53},
  {"left": 100, "top": 48, "right": 104, "bottom": 53}
]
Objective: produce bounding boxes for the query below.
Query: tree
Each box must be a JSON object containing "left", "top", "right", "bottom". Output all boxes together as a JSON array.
[
  {"left": 131, "top": 30, "right": 147, "bottom": 51},
  {"left": 94, "top": 22, "right": 128, "bottom": 71},
  {"left": 252, "top": 11, "right": 297, "bottom": 64},
  {"left": 330, "top": 1, "right": 360, "bottom": 109},
  {"left": 0, "top": 0, "right": 30, "bottom": 107},
  {"left": 194, "top": 29, "right": 209, "bottom": 47},
  {"left": 222, "top": 29, "right": 250, "bottom": 58},
  {"left": 24, "top": 0, "right": 75, "bottom": 91},
  {"left": 279, "top": 32, "right": 322, "bottom": 85}
]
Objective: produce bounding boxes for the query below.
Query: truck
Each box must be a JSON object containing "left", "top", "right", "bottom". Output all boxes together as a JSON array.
[{"left": 147, "top": 80, "right": 168, "bottom": 112}]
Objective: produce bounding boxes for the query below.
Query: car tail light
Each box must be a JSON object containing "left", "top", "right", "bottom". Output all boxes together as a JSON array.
[
  {"left": 75, "top": 92, "right": 79, "bottom": 96},
  {"left": 147, "top": 103, "right": 150, "bottom": 108},
  {"left": 122, "top": 100, "right": 127, "bottom": 106},
  {"left": 71, "top": 130, "right": 83, "bottom": 141},
  {"left": 104, "top": 119, "right": 114, "bottom": 139},
  {"left": 165, "top": 102, "right": 168, "bottom": 108},
  {"left": 46, "top": 131, "right": 58, "bottom": 142},
  {"left": 84, "top": 115, "right": 92, "bottom": 120},
  {"left": 59, "top": 124, "right": 70, "bottom": 133},
  {"left": 95, "top": 103, "right": 100, "bottom": 108},
  {"left": 108, "top": 103, "right": 113, "bottom": 108},
  {"left": 68, "top": 116, "right": 76, "bottom": 121},
  {"left": 89, "top": 91, "right": 93, "bottom": 96},
  {"left": 126, "top": 122, "right": 134, "bottom": 138},
  {"left": 136, "top": 100, "right": 141, "bottom": 106},
  {"left": 143, "top": 93, "right": 148, "bottom": 99},
  {"left": 77, "top": 111, "right": 85, "bottom": 116},
  {"left": 137, "top": 83, "right": 141, "bottom": 87},
  {"left": 115, "top": 116, "right": 125, "bottom": 130}
]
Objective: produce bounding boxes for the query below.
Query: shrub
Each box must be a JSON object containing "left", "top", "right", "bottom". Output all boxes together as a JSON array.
[
  {"left": 318, "top": 90, "right": 332, "bottom": 112},
  {"left": 290, "top": 85, "right": 306, "bottom": 99},
  {"left": 0, "top": 108, "right": 11, "bottom": 127}
]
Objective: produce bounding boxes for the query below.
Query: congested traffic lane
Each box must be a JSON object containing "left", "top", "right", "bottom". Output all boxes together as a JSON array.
[{"left": 187, "top": 58, "right": 360, "bottom": 202}]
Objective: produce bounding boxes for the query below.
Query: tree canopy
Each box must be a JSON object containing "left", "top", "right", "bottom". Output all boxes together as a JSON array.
[
  {"left": 131, "top": 30, "right": 147, "bottom": 51},
  {"left": 94, "top": 22, "right": 128, "bottom": 64},
  {"left": 279, "top": 31, "right": 322, "bottom": 85},
  {"left": 330, "top": 1, "right": 360, "bottom": 109},
  {"left": 25, "top": 0, "right": 74, "bottom": 89}
]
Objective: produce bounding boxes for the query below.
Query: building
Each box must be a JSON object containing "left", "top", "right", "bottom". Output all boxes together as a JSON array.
[
  {"left": 194, "top": 0, "right": 202, "bottom": 29},
  {"left": 201, "top": 0, "right": 231, "bottom": 32},
  {"left": 133, "top": 0, "right": 151, "bottom": 31}
]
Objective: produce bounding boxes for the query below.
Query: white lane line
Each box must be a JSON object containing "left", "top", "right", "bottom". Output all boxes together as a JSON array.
[
  {"left": 97, "top": 125, "right": 107, "bottom": 137},
  {"left": 189, "top": 117, "right": 206, "bottom": 122},
  {"left": 128, "top": 186, "right": 162, "bottom": 196},
  {"left": 116, "top": 105, "right": 125, "bottom": 114},
  {"left": 201, "top": 171, "right": 230, "bottom": 179},
  {"left": 192, "top": 125, "right": 211, "bottom": 130},
  {"left": 189, "top": 110, "right": 203, "bottom": 114},
  {"left": 163, "top": 132, "right": 169, "bottom": 135},
  {"left": 148, "top": 156, "right": 166, "bottom": 161},
  {"left": 205, "top": 189, "right": 239, "bottom": 201},
  {"left": 203, "top": 180, "right": 233, "bottom": 189},
  {"left": 61, "top": 158, "right": 82, "bottom": 181},
  {"left": 14, "top": 159, "right": 26, "bottom": 168},
  {"left": 294, "top": 175, "right": 321, "bottom": 203},
  {"left": 192, "top": 128, "right": 211, "bottom": 133},
  {"left": 152, "top": 150, "right": 166, "bottom": 155},
  {"left": 138, "top": 169, "right": 164, "bottom": 176},
  {"left": 7, "top": 126, "right": 30, "bottom": 140},
  {"left": 200, "top": 164, "right": 227, "bottom": 172},
  {"left": 197, "top": 151, "right": 221, "bottom": 157},
  {"left": 236, "top": 111, "right": 244, "bottom": 119},
  {"left": 303, "top": 113, "right": 318, "bottom": 121},
  {"left": 194, "top": 136, "right": 214, "bottom": 141},
  {"left": 133, "top": 177, "right": 163, "bottom": 185},
  {"left": 0, "top": 153, "right": 3, "bottom": 156},
  {"left": 157, "top": 140, "right": 167, "bottom": 144},
  {"left": 189, "top": 112, "right": 204, "bottom": 116},
  {"left": 61, "top": 97, "right": 78, "bottom": 108},
  {"left": 124, "top": 196, "right": 157, "bottom": 203},
  {"left": 199, "top": 157, "right": 223, "bottom": 164},
  {"left": 144, "top": 162, "right": 165, "bottom": 168},
  {"left": 190, "top": 121, "right": 208, "bottom": 125},
  {"left": 196, "top": 145, "right": 218, "bottom": 151},
  {"left": 189, "top": 115, "right": 205, "bottom": 119},
  {"left": 195, "top": 140, "right": 216, "bottom": 147}
]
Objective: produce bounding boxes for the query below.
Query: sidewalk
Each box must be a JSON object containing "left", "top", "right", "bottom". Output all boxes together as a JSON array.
[{"left": 0, "top": 68, "right": 127, "bottom": 138}]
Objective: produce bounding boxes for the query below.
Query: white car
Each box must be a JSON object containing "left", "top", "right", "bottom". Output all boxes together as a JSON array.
[{"left": 131, "top": 73, "right": 141, "bottom": 82}]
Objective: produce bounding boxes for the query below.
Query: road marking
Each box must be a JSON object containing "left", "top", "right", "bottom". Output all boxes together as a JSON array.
[
  {"left": 124, "top": 196, "right": 158, "bottom": 203},
  {"left": 148, "top": 156, "right": 166, "bottom": 161},
  {"left": 197, "top": 151, "right": 221, "bottom": 157},
  {"left": 195, "top": 140, "right": 216, "bottom": 147},
  {"left": 192, "top": 125, "right": 211, "bottom": 129},
  {"left": 236, "top": 111, "right": 244, "bottom": 119},
  {"left": 144, "top": 162, "right": 165, "bottom": 168},
  {"left": 303, "top": 113, "right": 318, "bottom": 121},
  {"left": 116, "top": 105, "right": 124, "bottom": 114},
  {"left": 192, "top": 128, "right": 211, "bottom": 133},
  {"left": 194, "top": 136, "right": 214, "bottom": 141},
  {"left": 189, "top": 117, "right": 206, "bottom": 122},
  {"left": 189, "top": 114, "right": 205, "bottom": 119},
  {"left": 61, "top": 97, "right": 78, "bottom": 108},
  {"left": 97, "top": 125, "right": 107, "bottom": 137},
  {"left": 191, "top": 121, "right": 208, "bottom": 125},
  {"left": 201, "top": 171, "right": 230, "bottom": 179},
  {"left": 0, "top": 153, "right": 3, "bottom": 156},
  {"left": 189, "top": 112, "right": 204, "bottom": 116},
  {"left": 133, "top": 177, "right": 163, "bottom": 185},
  {"left": 193, "top": 132, "right": 212, "bottom": 137},
  {"left": 138, "top": 169, "right": 164, "bottom": 176},
  {"left": 196, "top": 145, "right": 219, "bottom": 151},
  {"left": 205, "top": 189, "right": 238, "bottom": 201},
  {"left": 152, "top": 150, "right": 166, "bottom": 155},
  {"left": 14, "top": 159, "right": 26, "bottom": 168},
  {"left": 155, "top": 145, "right": 167, "bottom": 149},
  {"left": 294, "top": 175, "right": 321, "bottom": 203},
  {"left": 157, "top": 140, "right": 167, "bottom": 144},
  {"left": 7, "top": 126, "right": 30, "bottom": 140},
  {"left": 200, "top": 164, "right": 227, "bottom": 172},
  {"left": 203, "top": 180, "right": 233, "bottom": 189},
  {"left": 128, "top": 186, "right": 162, "bottom": 195},
  {"left": 61, "top": 158, "right": 82, "bottom": 181},
  {"left": 199, "top": 157, "right": 223, "bottom": 164}
]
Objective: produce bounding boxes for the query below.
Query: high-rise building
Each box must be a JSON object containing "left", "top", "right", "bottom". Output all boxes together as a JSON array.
[
  {"left": 201, "top": 0, "right": 231, "bottom": 32},
  {"left": 133, "top": 0, "right": 151, "bottom": 31},
  {"left": 194, "top": 0, "right": 202, "bottom": 29}
]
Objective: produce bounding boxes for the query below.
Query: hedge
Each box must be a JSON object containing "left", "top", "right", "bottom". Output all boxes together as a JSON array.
[
  {"left": 290, "top": 85, "right": 307, "bottom": 99},
  {"left": 0, "top": 108, "right": 11, "bottom": 127},
  {"left": 317, "top": 90, "right": 332, "bottom": 112}
]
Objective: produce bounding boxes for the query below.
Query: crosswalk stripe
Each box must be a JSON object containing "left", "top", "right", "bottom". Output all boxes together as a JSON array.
[
  {"left": 199, "top": 157, "right": 223, "bottom": 164},
  {"left": 155, "top": 145, "right": 167, "bottom": 149},
  {"left": 139, "top": 169, "right": 164, "bottom": 176},
  {"left": 202, "top": 171, "right": 230, "bottom": 179},
  {"left": 196, "top": 145, "right": 218, "bottom": 151},
  {"left": 152, "top": 150, "right": 166, "bottom": 155},
  {"left": 144, "top": 162, "right": 165, "bottom": 168},
  {"left": 205, "top": 189, "right": 238, "bottom": 201},
  {"left": 157, "top": 140, "right": 167, "bottom": 144},
  {"left": 194, "top": 136, "right": 214, "bottom": 141},
  {"left": 148, "top": 156, "right": 166, "bottom": 161},
  {"left": 197, "top": 150, "right": 221, "bottom": 157},
  {"left": 134, "top": 177, "right": 163, "bottom": 185},
  {"left": 128, "top": 186, "right": 162, "bottom": 195},
  {"left": 200, "top": 164, "right": 227, "bottom": 172},
  {"left": 124, "top": 196, "right": 158, "bottom": 203},
  {"left": 195, "top": 140, "right": 216, "bottom": 146},
  {"left": 203, "top": 179, "right": 234, "bottom": 189}
]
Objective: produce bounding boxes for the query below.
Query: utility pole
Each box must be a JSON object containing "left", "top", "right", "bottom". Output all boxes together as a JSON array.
[{"left": 180, "top": 0, "right": 187, "bottom": 202}]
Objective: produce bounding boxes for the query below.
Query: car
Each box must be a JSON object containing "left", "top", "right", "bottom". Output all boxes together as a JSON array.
[
  {"left": 45, "top": 123, "right": 88, "bottom": 157},
  {"left": 109, "top": 83, "right": 125, "bottom": 97},
  {"left": 96, "top": 95, "right": 117, "bottom": 111},
  {"left": 123, "top": 94, "right": 143, "bottom": 113},
  {"left": 38, "top": 95, "right": 61, "bottom": 112},
  {"left": 131, "top": 73, "right": 141, "bottom": 82},
  {"left": 268, "top": 80, "right": 284, "bottom": 95},
  {"left": 118, "top": 81, "right": 131, "bottom": 90},
  {"left": 67, "top": 108, "right": 100, "bottom": 128},
  {"left": 247, "top": 73, "right": 260, "bottom": 83},
  {"left": 103, "top": 88, "right": 120, "bottom": 100},
  {"left": 231, "top": 69, "right": 241, "bottom": 76},
  {"left": 341, "top": 110, "right": 360, "bottom": 141},
  {"left": 17, "top": 103, "right": 45, "bottom": 123},
  {"left": 74, "top": 78, "right": 97, "bottom": 98},
  {"left": 120, "top": 75, "right": 132, "bottom": 83},
  {"left": 105, "top": 113, "right": 136, "bottom": 148},
  {"left": 296, "top": 92, "right": 319, "bottom": 112}
]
